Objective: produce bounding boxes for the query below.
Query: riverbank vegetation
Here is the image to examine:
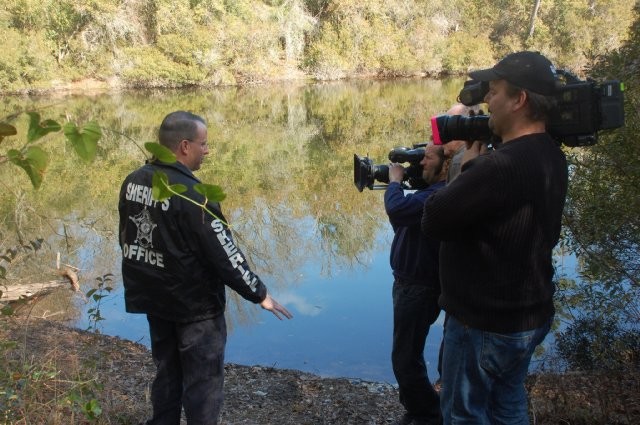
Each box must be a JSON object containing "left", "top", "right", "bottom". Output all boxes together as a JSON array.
[
  {"left": 0, "top": 0, "right": 637, "bottom": 92},
  {"left": 554, "top": 3, "right": 640, "bottom": 374}
]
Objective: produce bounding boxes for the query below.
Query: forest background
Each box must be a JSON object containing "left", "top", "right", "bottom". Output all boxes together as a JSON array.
[{"left": 0, "top": 0, "right": 637, "bottom": 91}]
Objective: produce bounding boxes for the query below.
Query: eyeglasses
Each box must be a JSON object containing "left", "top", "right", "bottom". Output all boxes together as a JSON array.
[{"left": 186, "top": 139, "right": 208, "bottom": 148}]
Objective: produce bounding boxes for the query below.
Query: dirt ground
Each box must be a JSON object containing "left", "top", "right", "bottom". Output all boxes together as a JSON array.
[
  {"left": 1, "top": 316, "right": 405, "bottom": 424},
  {"left": 2, "top": 316, "right": 639, "bottom": 424}
]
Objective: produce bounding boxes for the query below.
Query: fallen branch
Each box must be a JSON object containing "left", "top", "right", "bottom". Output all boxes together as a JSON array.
[{"left": 1, "top": 280, "right": 69, "bottom": 302}]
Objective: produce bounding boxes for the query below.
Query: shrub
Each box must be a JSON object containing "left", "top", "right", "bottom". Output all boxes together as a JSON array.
[
  {"left": 0, "top": 29, "right": 55, "bottom": 91},
  {"left": 441, "top": 31, "right": 496, "bottom": 74},
  {"left": 118, "top": 46, "right": 209, "bottom": 87},
  {"left": 556, "top": 316, "right": 640, "bottom": 371}
]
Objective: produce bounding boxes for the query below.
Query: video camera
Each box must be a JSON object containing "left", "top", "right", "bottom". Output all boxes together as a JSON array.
[
  {"left": 431, "top": 70, "right": 625, "bottom": 147},
  {"left": 353, "top": 144, "right": 428, "bottom": 192}
]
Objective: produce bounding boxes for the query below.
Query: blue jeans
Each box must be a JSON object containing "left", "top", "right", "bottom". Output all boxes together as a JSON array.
[
  {"left": 440, "top": 315, "right": 551, "bottom": 425},
  {"left": 146, "top": 314, "right": 227, "bottom": 425},
  {"left": 392, "top": 280, "right": 441, "bottom": 422}
]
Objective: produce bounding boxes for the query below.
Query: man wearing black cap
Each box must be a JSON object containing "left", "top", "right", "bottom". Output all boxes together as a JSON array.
[{"left": 421, "top": 51, "right": 568, "bottom": 424}]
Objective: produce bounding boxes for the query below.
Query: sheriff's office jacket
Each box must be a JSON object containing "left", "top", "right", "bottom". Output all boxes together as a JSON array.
[{"left": 118, "top": 160, "right": 267, "bottom": 322}]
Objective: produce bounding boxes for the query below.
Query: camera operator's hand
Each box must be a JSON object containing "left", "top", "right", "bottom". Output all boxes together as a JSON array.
[
  {"left": 388, "top": 163, "right": 405, "bottom": 183},
  {"left": 444, "top": 140, "right": 466, "bottom": 158},
  {"left": 461, "top": 140, "right": 488, "bottom": 166},
  {"left": 462, "top": 109, "right": 486, "bottom": 153}
]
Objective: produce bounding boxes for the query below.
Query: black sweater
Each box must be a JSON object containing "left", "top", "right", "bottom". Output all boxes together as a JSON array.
[{"left": 422, "top": 133, "right": 568, "bottom": 333}]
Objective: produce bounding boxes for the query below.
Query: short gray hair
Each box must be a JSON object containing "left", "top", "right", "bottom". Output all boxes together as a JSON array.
[{"left": 158, "top": 111, "right": 206, "bottom": 151}]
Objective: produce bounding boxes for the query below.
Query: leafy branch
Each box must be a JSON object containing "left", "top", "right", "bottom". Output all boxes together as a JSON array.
[
  {"left": 0, "top": 112, "right": 101, "bottom": 189},
  {"left": 1, "top": 112, "right": 228, "bottom": 226},
  {"left": 144, "top": 143, "right": 229, "bottom": 227},
  {"left": 86, "top": 274, "right": 114, "bottom": 333}
]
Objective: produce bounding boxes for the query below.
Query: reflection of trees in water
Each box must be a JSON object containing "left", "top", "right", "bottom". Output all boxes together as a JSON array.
[
  {"left": 0, "top": 79, "right": 460, "bottom": 328},
  {"left": 0, "top": 195, "right": 119, "bottom": 324},
  {"left": 3, "top": 76, "right": 639, "bottom": 364}
]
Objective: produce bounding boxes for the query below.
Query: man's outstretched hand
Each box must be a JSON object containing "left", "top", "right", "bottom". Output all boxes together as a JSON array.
[{"left": 260, "top": 293, "right": 293, "bottom": 320}]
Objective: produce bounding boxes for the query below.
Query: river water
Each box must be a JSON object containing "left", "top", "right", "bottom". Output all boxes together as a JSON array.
[{"left": 1, "top": 78, "right": 578, "bottom": 384}]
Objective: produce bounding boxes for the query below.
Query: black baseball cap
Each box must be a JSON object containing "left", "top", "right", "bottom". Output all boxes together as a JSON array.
[{"left": 469, "top": 51, "right": 557, "bottom": 95}]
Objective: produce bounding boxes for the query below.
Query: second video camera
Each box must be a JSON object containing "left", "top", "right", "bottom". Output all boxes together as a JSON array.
[{"left": 353, "top": 145, "right": 427, "bottom": 192}]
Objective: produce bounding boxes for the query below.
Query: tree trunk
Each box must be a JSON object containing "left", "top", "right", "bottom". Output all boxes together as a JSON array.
[{"left": 527, "top": 0, "right": 542, "bottom": 39}]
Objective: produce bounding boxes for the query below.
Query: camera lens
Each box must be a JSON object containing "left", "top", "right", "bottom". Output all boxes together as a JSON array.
[{"left": 431, "top": 115, "right": 493, "bottom": 144}]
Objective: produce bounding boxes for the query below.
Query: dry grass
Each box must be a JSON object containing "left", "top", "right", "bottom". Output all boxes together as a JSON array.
[
  {"left": 1, "top": 316, "right": 152, "bottom": 424},
  {"left": 0, "top": 316, "right": 405, "bottom": 424},
  {"left": 1, "top": 315, "right": 639, "bottom": 424},
  {"left": 527, "top": 371, "right": 640, "bottom": 424}
]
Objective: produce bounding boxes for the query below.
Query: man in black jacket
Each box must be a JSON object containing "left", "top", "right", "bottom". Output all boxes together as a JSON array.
[
  {"left": 119, "top": 111, "right": 292, "bottom": 425},
  {"left": 422, "top": 52, "right": 568, "bottom": 424}
]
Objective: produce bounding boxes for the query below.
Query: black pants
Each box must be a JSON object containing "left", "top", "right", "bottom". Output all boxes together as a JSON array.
[
  {"left": 392, "top": 279, "right": 441, "bottom": 423},
  {"left": 146, "top": 314, "right": 227, "bottom": 425}
]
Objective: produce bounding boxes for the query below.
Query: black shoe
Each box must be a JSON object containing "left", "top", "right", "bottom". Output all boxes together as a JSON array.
[
  {"left": 393, "top": 413, "right": 439, "bottom": 425},
  {"left": 393, "top": 413, "right": 415, "bottom": 425}
]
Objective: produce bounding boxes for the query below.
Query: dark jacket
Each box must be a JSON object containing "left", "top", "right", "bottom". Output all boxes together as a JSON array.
[
  {"left": 385, "top": 180, "right": 446, "bottom": 286},
  {"left": 118, "top": 160, "right": 267, "bottom": 322},
  {"left": 422, "top": 133, "right": 568, "bottom": 333}
]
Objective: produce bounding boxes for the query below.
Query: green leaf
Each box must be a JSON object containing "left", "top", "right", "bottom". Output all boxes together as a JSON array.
[
  {"left": 194, "top": 183, "right": 226, "bottom": 203},
  {"left": 171, "top": 183, "right": 187, "bottom": 194},
  {"left": 63, "top": 121, "right": 102, "bottom": 162},
  {"left": 145, "top": 142, "right": 177, "bottom": 163},
  {"left": 151, "top": 171, "right": 172, "bottom": 201},
  {"left": 7, "top": 146, "right": 49, "bottom": 189},
  {"left": 151, "top": 171, "right": 186, "bottom": 201},
  {"left": 0, "top": 122, "right": 17, "bottom": 143},
  {"left": 26, "top": 112, "right": 61, "bottom": 143},
  {"left": 86, "top": 398, "right": 102, "bottom": 418},
  {"left": 0, "top": 266, "right": 5, "bottom": 279}
]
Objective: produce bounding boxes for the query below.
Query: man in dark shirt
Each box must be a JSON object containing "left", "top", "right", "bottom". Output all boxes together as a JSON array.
[
  {"left": 385, "top": 144, "right": 448, "bottom": 425},
  {"left": 119, "top": 111, "right": 292, "bottom": 425},
  {"left": 422, "top": 52, "right": 568, "bottom": 424}
]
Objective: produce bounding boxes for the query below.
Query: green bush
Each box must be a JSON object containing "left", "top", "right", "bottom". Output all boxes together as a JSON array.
[
  {"left": 157, "top": 33, "right": 205, "bottom": 67},
  {"left": 441, "top": 31, "right": 496, "bottom": 74},
  {"left": 119, "top": 46, "right": 209, "bottom": 87},
  {"left": 305, "top": 24, "right": 354, "bottom": 80},
  {"left": 0, "top": 29, "right": 55, "bottom": 90},
  {"left": 556, "top": 316, "right": 640, "bottom": 371},
  {"left": 218, "top": 17, "right": 284, "bottom": 82}
]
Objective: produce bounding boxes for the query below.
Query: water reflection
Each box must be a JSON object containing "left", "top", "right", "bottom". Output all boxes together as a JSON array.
[{"left": 2, "top": 78, "right": 467, "bottom": 383}]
